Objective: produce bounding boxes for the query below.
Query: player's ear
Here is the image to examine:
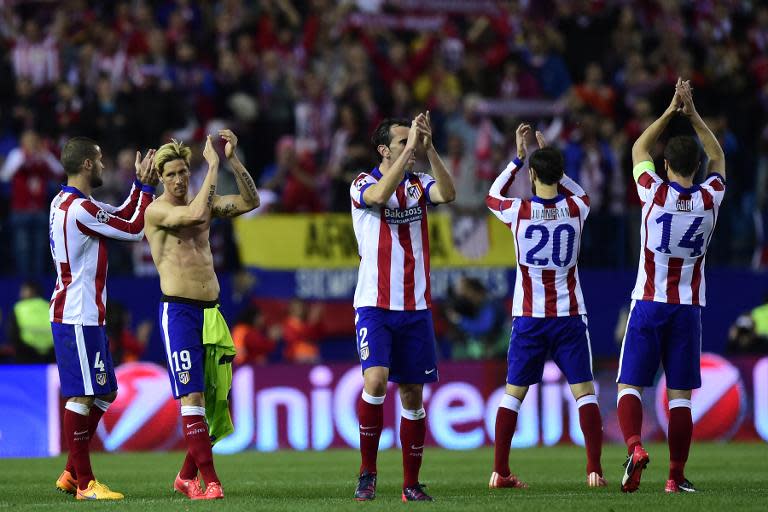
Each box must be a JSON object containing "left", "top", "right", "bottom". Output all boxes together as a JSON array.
[{"left": 377, "top": 144, "right": 390, "bottom": 160}]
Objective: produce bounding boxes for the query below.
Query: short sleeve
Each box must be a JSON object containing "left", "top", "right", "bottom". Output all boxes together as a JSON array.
[
  {"left": 415, "top": 172, "right": 437, "bottom": 205},
  {"left": 350, "top": 173, "right": 378, "bottom": 209},
  {"left": 701, "top": 173, "right": 726, "bottom": 207},
  {"left": 633, "top": 160, "right": 663, "bottom": 204}
]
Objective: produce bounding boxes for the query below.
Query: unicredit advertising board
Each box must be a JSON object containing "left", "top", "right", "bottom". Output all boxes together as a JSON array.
[{"left": 1, "top": 353, "right": 766, "bottom": 457}]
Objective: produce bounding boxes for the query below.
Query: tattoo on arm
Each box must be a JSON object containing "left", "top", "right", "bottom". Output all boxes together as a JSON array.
[
  {"left": 206, "top": 185, "right": 216, "bottom": 209},
  {"left": 212, "top": 202, "right": 238, "bottom": 217},
  {"left": 232, "top": 160, "right": 259, "bottom": 203}
]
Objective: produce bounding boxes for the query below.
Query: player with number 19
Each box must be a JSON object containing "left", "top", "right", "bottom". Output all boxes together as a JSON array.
[
  {"left": 616, "top": 79, "right": 726, "bottom": 494},
  {"left": 486, "top": 124, "right": 605, "bottom": 489}
]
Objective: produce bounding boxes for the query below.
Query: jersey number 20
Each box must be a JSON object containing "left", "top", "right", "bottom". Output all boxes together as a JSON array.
[{"left": 525, "top": 224, "right": 576, "bottom": 267}]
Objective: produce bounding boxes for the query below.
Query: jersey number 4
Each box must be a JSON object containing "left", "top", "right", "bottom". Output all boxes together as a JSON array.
[
  {"left": 655, "top": 213, "right": 704, "bottom": 257},
  {"left": 525, "top": 224, "right": 576, "bottom": 267}
]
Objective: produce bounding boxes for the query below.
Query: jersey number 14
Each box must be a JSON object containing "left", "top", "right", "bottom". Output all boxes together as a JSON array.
[{"left": 655, "top": 213, "right": 705, "bottom": 257}]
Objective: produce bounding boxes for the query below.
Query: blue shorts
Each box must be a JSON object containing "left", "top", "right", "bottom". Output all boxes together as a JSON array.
[
  {"left": 52, "top": 323, "right": 117, "bottom": 398},
  {"left": 507, "top": 315, "right": 594, "bottom": 386},
  {"left": 159, "top": 296, "right": 217, "bottom": 399},
  {"left": 617, "top": 300, "right": 701, "bottom": 389},
  {"left": 355, "top": 307, "right": 438, "bottom": 384}
]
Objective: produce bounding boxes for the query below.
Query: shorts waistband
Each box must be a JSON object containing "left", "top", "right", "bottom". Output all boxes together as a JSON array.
[{"left": 161, "top": 295, "right": 219, "bottom": 309}]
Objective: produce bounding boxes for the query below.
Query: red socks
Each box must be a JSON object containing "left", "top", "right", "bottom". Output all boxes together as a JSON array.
[
  {"left": 65, "top": 401, "right": 108, "bottom": 478},
  {"left": 493, "top": 394, "right": 521, "bottom": 477},
  {"left": 400, "top": 409, "right": 426, "bottom": 488},
  {"left": 357, "top": 392, "right": 384, "bottom": 475},
  {"left": 358, "top": 391, "right": 428, "bottom": 488},
  {"left": 617, "top": 389, "right": 644, "bottom": 454},
  {"left": 576, "top": 395, "right": 603, "bottom": 476},
  {"left": 63, "top": 404, "right": 95, "bottom": 490},
  {"left": 179, "top": 452, "right": 198, "bottom": 480},
  {"left": 667, "top": 400, "right": 693, "bottom": 483},
  {"left": 181, "top": 408, "right": 219, "bottom": 485}
]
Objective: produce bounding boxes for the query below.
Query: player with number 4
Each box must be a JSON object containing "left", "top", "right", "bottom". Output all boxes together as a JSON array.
[
  {"left": 616, "top": 79, "right": 726, "bottom": 494},
  {"left": 486, "top": 124, "right": 606, "bottom": 490},
  {"left": 50, "top": 138, "right": 157, "bottom": 500}
]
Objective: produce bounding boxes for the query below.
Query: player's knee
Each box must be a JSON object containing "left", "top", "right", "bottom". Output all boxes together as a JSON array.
[
  {"left": 667, "top": 388, "right": 692, "bottom": 400},
  {"left": 570, "top": 381, "right": 595, "bottom": 399},
  {"left": 364, "top": 380, "right": 387, "bottom": 397},
  {"left": 363, "top": 368, "right": 388, "bottom": 396},
  {"left": 180, "top": 392, "right": 205, "bottom": 407},
  {"left": 69, "top": 396, "right": 96, "bottom": 408},
  {"left": 398, "top": 384, "right": 424, "bottom": 409},
  {"left": 98, "top": 391, "right": 118, "bottom": 403}
]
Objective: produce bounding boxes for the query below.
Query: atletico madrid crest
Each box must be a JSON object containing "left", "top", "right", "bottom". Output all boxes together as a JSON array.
[
  {"left": 178, "top": 371, "right": 190, "bottom": 384},
  {"left": 360, "top": 347, "right": 369, "bottom": 361},
  {"left": 95, "top": 372, "right": 107, "bottom": 386}
]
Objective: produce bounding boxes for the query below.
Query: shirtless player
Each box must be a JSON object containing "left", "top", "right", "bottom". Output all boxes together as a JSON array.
[{"left": 144, "top": 131, "right": 259, "bottom": 499}]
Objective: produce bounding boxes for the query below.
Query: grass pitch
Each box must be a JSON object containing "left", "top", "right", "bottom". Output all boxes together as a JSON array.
[{"left": 2, "top": 443, "right": 767, "bottom": 511}]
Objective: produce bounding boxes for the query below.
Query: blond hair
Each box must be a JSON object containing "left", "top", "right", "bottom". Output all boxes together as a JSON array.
[{"left": 155, "top": 139, "right": 192, "bottom": 174}]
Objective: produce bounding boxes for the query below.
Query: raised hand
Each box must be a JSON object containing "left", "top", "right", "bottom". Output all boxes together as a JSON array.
[
  {"left": 677, "top": 80, "right": 696, "bottom": 117},
  {"left": 667, "top": 77, "right": 683, "bottom": 114},
  {"left": 535, "top": 130, "right": 547, "bottom": 149},
  {"left": 203, "top": 135, "right": 219, "bottom": 167},
  {"left": 416, "top": 111, "right": 433, "bottom": 150},
  {"left": 219, "top": 129, "right": 238, "bottom": 160},
  {"left": 406, "top": 117, "right": 421, "bottom": 150},
  {"left": 135, "top": 149, "right": 158, "bottom": 186},
  {"left": 515, "top": 123, "right": 531, "bottom": 159}
]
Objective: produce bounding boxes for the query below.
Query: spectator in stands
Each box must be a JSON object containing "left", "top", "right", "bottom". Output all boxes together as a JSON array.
[
  {"left": 573, "top": 62, "right": 617, "bottom": 119},
  {"left": 104, "top": 301, "right": 152, "bottom": 364},
  {"left": 10, "top": 18, "right": 62, "bottom": 88},
  {"left": 755, "top": 125, "right": 768, "bottom": 269},
  {"left": 563, "top": 113, "right": 622, "bottom": 266},
  {"left": 8, "top": 281, "right": 54, "bottom": 363},
  {"left": 282, "top": 299, "right": 323, "bottom": 364},
  {"left": 294, "top": 70, "right": 335, "bottom": 157},
  {"left": 232, "top": 305, "right": 281, "bottom": 365},
  {"left": 0, "top": 309, "right": 14, "bottom": 362},
  {"left": 0, "top": 130, "right": 64, "bottom": 276},
  {"left": 327, "top": 103, "right": 372, "bottom": 211},
  {"left": 726, "top": 314, "right": 763, "bottom": 355},
  {"left": 262, "top": 135, "right": 324, "bottom": 213},
  {"left": 443, "top": 277, "right": 507, "bottom": 360},
  {"left": 523, "top": 30, "right": 571, "bottom": 99},
  {"left": 0, "top": 0, "right": 766, "bottom": 272}
]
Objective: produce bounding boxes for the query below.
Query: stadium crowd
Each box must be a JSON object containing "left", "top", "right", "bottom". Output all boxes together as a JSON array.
[
  {"left": 0, "top": 0, "right": 767, "bottom": 276},
  {"left": 0, "top": 0, "right": 766, "bottom": 365}
]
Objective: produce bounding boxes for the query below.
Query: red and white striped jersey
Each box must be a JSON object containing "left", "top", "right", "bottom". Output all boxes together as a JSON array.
[
  {"left": 486, "top": 158, "right": 590, "bottom": 317},
  {"left": 49, "top": 181, "right": 154, "bottom": 325},
  {"left": 630, "top": 161, "right": 725, "bottom": 306},
  {"left": 350, "top": 168, "right": 436, "bottom": 310}
]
